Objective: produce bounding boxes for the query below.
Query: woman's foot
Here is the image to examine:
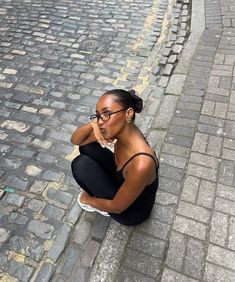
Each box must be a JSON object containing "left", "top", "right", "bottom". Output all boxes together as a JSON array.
[{"left": 77, "top": 192, "right": 110, "bottom": 217}]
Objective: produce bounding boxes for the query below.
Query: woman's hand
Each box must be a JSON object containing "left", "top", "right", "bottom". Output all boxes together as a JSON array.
[
  {"left": 90, "top": 122, "right": 107, "bottom": 148},
  {"left": 90, "top": 122, "right": 116, "bottom": 148}
]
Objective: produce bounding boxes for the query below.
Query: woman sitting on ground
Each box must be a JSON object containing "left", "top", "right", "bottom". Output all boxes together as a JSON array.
[{"left": 71, "top": 89, "right": 159, "bottom": 226}]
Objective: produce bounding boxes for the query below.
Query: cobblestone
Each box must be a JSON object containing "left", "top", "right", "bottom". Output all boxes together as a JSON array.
[
  {"left": 6, "top": 194, "right": 25, "bottom": 208},
  {"left": 28, "top": 220, "right": 54, "bottom": 240},
  {"left": 8, "top": 260, "right": 34, "bottom": 282},
  {"left": 48, "top": 224, "right": 71, "bottom": 262},
  {"left": 34, "top": 263, "right": 56, "bottom": 282}
]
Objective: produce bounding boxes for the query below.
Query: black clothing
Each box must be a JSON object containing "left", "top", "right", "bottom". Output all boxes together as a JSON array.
[{"left": 71, "top": 142, "right": 159, "bottom": 226}]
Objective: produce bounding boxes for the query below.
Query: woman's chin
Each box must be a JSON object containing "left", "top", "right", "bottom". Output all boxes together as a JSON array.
[{"left": 104, "top": 132, "right": 115, "bottom": 141}]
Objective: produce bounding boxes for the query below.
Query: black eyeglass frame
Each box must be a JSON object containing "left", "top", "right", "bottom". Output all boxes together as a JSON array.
[{"left": 90, "top": 108, "right": 127, "bottom": 123}]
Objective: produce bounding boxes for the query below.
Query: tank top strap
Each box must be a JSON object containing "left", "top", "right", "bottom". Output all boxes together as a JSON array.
[{"left": 120, "top": 152, "right": 159, "bottom": 171}]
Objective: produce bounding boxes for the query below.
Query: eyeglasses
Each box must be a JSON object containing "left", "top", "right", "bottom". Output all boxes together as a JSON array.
[{"left": 90, "top": 108, "right": 126, "bottom": 123}]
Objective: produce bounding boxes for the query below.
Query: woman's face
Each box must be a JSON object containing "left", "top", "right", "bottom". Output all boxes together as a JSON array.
[{"left": 95, "top": 95, "right": 127, "bottom": 140}]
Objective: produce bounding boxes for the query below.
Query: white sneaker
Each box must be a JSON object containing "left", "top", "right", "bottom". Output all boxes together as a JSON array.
[{"left": 77, "top": 192, "right": 110, "bottom": 217}]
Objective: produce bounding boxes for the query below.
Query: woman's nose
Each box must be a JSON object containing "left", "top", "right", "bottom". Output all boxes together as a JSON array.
[{"left": 97, "top": 118, "right": 104, "bottom": 126}]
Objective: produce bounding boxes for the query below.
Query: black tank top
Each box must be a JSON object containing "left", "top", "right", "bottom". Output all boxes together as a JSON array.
[
  {"left": 117, "top": 152, "right": 159, "bottom": 175},
  {"left": 114, "top": 152, "right": 159, "bottom": 218}
]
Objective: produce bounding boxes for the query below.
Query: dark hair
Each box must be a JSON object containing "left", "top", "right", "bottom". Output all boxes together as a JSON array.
[{"left": 103, "top": 89, "right": 143, "bottom": 121}]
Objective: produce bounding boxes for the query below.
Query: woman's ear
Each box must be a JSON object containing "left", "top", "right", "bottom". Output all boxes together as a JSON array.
[{"left": 126, "top": 108, "right": 134, "bottom": 123}]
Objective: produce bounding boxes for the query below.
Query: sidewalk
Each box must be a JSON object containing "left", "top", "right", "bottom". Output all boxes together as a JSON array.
[{"left": 90, "top": 0, "right": 235, "bottom": 281}]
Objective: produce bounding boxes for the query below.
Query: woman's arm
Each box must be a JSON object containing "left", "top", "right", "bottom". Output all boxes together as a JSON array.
[
  {"left": 80, "top": 156, "right": 156, "bottom": 213},
  {"left": 71, "top": 122, "right": 108, "bottom": 146},
  {"left": 71, "top": 123, "right": 95, "bottom": 145}
]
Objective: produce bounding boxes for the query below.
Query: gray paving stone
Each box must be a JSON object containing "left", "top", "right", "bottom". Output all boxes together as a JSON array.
[
  {"left": 207, "top": 245, "right": 235, "bottom": 271},
  {"left": 167, "top": 133, "right": 193, "bottom": 147},
  {"left": 147, "top": 129, "right": 166, "bottom": 153},
  {"left": 116, "top": 266, "right": 155, "bottom": 282},
  {"left": 12, "top": 148, "right": 35, "bottom": 158},
  {"left": 42, "top": 204, "right": 66, "bottom": 221},
  {"left": 34, "top": 262, "right": 56, "bottom": 282},
  {"left": 3, "top": 176, "right": 28, "bottom": 190},
  {"left": 122, "top": 249, "right": 161, "bottom": 278},
  {"left": 166, "top": 74, "right": 186, "bottom": 95},
  {"left": 159, "top": 164, "right": 184, "bottom": 181},
  {"left": 47, "top": 188, "right": 73, "bottom": 206},
  {"left": 173, "top": 215, "right": 207, "bottom": 240},
  {"left": 137, "top": 218, "right": 170, "bottom": 240},
  {"left": 8, "top": 212, "right": 28, "bottom": 225},
  {"left": 59, "top": 244, "right": 82, "bottom": 277},
  {"left": 36, "top": 153, "right": 56, "bottom": 164},
  {"left": 189, "top": 152, "right": 218, "bottom": 169},
  {"left": 229, "top": 217, "right": 235, "bottom": 251},
  {"left": 159, "top": 176, "right": 182, "bottom": 195},
  {"left": 161, "top": 268, "right": 198, "bottom": 282},
  {"left": 210, "top": 211, "right": 228, "bottom": 247},
  {"left": 90, "top": 215, "right": 110, "bottom": 240},
  {"left": 177, "top": 201, "right": 211, "bottom": 223},
  {"left": 27, "top": 199, "right": 43, "bottom": 212},
  {"left": 172, "top": 117, "right": 196, "bottom": 128},
  {"left": 215, "top": 197, "right": 235, "bottom": 216},
  {"left": 48, "top": 224, "right": 71, "bottom": 262},
  {"left": 65, "top": 202, "right": 82, "bottom": 225},
  {"left": 217, "top": 183, "right": 235, "bottom": 202},
  {"left": 31, "top": 125, "right": 46, "bottom": 136},
  {"left": 184, "top": 238, "right": 205, "bottom": 279},
  {"left": 197, "top": 180, "right": 216, "bottom": 208},
  {"left": 81, "top": 239, "right": 101, "bottom": 267},
  {"left": 6, "top": 194, "right": 25, "bottom": 208},
  {"left": 0, "top": 158, "right": 23, "bottom": 169},
  {"left": 187, "top": 163, "right": 217, "bottom": 182},
  {"left": 155, "top": 190, "right": 178, "bottom": 206},
  {"left": 162, "top": 143, "right": 190, "bottom": 158},
  {"left": 68, "top": 264, "right": 91, "bottom": 282},
  {"left": 30, "top": 180, "right": 48, "bottom": 194},
  {"left": 160, "top": 153, "right": 187, "bottom": 169},
  {"left": 8, "top": 235, "right": 44, "bottom": 262},
  {"left": 169, "top": 124, "right": 195, "bottom": 137},
  {"left": 74, "top": 219, "right": 92, "bottom": 245},
  {"left": 129, "top": 231, "right": 166, "bottom": 258},
  {"left": 151, "top": 204, "right": 175, "bottom": 224},
  {"left": 8, "top": 260, "right": 34, "bottom": 282},
  {"left": 0, "top": 253, "right": 8, "bottom": 271},
  {"left": 175, "top": 108, "right": 200, "bottom": 120},
  {"left": 165, "top": 231, "right": 186, "bottom": 271},
  {"left": 204, "top": 262, "right": 235, "bottom": 282},
  {"left": 154, "top": 95, "right": 179, "bottom": 129},
  {"left": 28, "top": 220, "right": 54, "bottom": 239},
  {"left": 12, "top": 93, "right": 32, "bottom": 103},
  {"left": 218, "top": 160, "right": 234, "bottom": 186},
  {"left": 42, "top": 170, "right": 63, "bottom": 182},
  {"left": 13, "top": 111, "right": 41, "bottom": 124}
]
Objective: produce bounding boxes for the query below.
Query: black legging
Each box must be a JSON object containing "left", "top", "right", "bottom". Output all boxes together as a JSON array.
[
  {"left": 71, "top": 142, "right": 155, "bottom": 225},
  {"left": 71, "top": 142, "right": 120, "bottom": 198}
]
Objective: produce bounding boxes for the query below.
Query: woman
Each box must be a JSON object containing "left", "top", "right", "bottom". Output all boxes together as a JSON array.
[{"left": 71, "top": 89, "right": 159, "bottom": 226}]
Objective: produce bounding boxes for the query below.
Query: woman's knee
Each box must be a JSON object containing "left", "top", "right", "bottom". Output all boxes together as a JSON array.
[
  {"left": 79, "top": 142, "right": 100, "bottom": 155},
  {"left": 71, "top": 154, "right": 88, "bottom": 175}
]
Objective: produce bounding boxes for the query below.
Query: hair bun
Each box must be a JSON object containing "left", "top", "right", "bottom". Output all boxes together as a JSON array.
[{"left": 129, "top": 90, "right": 143, "bottom": 113}]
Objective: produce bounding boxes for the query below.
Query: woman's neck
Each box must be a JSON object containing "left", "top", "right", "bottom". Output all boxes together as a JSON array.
[{"left": 116, "top": 124, "right": 139, "bottom": 148}]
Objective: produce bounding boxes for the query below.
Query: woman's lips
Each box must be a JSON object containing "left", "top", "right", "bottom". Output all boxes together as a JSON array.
[{"left": 100, "top": 128, "right": 106, "bottom": 134}]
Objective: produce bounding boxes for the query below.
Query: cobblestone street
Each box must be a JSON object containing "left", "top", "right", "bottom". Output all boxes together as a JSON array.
[{"left": 1, "top": 0, "right": 235, "bottom": 281}]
